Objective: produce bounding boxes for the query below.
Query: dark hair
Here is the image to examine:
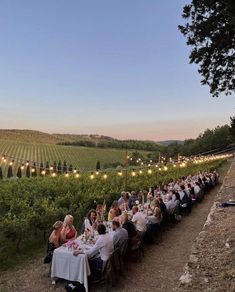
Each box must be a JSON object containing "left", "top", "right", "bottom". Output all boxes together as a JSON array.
[
  {"left": 97, "top": 223, "right": 106, "bottom": 235},
  {"left": 87, "top": 209, "right": 97, "bottom": 220},
  {"left": 175, "top": 192, "right": 181, "bottom": 201},
  {"left": 111, "top": 200, "right": 118, "bottom": 208},
  {"left": 112, "top": 220, "right": 120, "bottom": 228}
]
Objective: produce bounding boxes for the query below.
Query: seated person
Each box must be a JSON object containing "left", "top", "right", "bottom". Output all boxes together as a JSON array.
[
  {"left": 147, "top": 199, "right": 162, "bottom": 224},
  {"left": 121, "top": 212, "right": 138, "bottom": 239},
  {"left": 112, "top": 220, "right": 128, "bottom": 255},
  {"left": 132, "top": 206, "right": 147, "bottom": 234},
  {"left": 74, "top": 223, "right": 113, "bottom": 280},
  {"left": 44, "top": 220, "right": 63, "bottom": 263},
  {"left": 96, "top": 204, "right": 105, "bottom": 222},
  {"left": 108, "top": 200, "right": 121, "bottom": 221},
  {"left": 61, "top": 214, "right": 77, "bottom": 243},
  {"left": 84, "top": 209, "right": 97, "bottom": 233}
]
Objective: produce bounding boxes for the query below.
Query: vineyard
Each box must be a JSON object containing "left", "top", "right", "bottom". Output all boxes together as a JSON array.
[
  {"left": 0, "top": 157, "right": 227, "bottom": 269},
  {"left": 0, "top": 139, "right": 150, "bottom": 176}
]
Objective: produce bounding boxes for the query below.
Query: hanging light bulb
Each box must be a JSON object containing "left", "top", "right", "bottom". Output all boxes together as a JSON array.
[
  {"left": 131, "top": 169, "right": 136, "bottom": 177},
  {"left": 73, "top": 168, "right": 77, "bottom": 174},
  {"left": 139, "top": 169, "right": 143, "bottom": 174},
  {"left": 41, "top": 170, "right": 46, "bottom": 176},
  {"left": 52, "top": 172, "right": 56, "bottom": 177},
  {"left": 90, "top": 172, "right": 94, "bottom": 180},
  {"left": 147, "top": 167, "right": 152, "bottom": 174},
  {"left": 75, "top": 172, "right": 80, "bottom": 178},
  {"left": 117, "top": 170, "right": 123, "bottom": 176},
  {"left": 103, "top": 172, "right": 107, "bottom": 179}
]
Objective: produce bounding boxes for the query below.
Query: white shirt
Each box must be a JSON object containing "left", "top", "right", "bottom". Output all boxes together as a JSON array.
[
  {"left": 165, "top": 200, "right": 177, "bottom": 214},
  {"left": 132, "top": 212, "right": 147, "bottom": 232},
  {"left": 85, "top": 233, "right": 113, "bottom": 261},
  {"left": 84, "top": 218, "right": 93, "bottom": 231}
]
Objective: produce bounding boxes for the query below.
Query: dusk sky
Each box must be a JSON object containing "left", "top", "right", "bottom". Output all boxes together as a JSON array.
[{"left": 0, "top": 0, "right": 234, "bottom": 141}]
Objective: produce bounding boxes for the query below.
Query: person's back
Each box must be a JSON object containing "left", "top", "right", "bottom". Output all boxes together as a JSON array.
[
  {"left": 112, "top": 221, "right": 128, "bottom": 255},
  {"left": 132, "top": 210, "right": 147, "bottom": 232}
]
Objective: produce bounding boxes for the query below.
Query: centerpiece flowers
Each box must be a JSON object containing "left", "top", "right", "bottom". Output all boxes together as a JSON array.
[{"left": 66, "top": 240, "right": 79, "bottom": 250}]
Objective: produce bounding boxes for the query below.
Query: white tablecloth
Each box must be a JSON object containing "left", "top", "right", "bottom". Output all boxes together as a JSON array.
[{"left": 51, "top": 245, "right": 91, "bottom": 292}]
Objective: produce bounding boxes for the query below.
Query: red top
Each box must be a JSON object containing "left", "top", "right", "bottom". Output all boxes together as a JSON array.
[{"left": 66, "top": 228, "right": 76, "bottom": 239}]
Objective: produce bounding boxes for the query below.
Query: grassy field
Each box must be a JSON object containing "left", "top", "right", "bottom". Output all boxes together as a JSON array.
[{"left": 0, "top": 139, "right": 149, "bottom": 175}]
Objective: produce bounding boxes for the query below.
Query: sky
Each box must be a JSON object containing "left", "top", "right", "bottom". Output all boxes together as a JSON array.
[{"left": 0, "top": 0, "right": 234, "bottom": 141}]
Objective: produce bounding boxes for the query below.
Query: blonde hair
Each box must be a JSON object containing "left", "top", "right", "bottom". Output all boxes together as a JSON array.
[
  {"left": 53, "top": 221, "right": 63, "bottom": 230},
  {"left": 64, "top": 214, "right": 74, "bottom": 226}
]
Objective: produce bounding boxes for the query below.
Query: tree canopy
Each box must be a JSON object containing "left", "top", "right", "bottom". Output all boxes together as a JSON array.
[{"left": 179, "top": 0, "right": 235, "bottom": 97}]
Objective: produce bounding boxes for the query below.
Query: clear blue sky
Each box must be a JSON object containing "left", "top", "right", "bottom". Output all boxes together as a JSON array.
[{"left": 0, "top": 0, "right": 234, "bottom": 141}]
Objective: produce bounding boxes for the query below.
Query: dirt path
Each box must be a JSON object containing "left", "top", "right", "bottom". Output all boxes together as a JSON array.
[{"left": 0, "top": 161, "right": 231, "bottom": 292}]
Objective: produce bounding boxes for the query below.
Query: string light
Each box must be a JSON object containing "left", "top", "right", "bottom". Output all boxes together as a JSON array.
[
  {"left": 147, "top": 168, "right": 152, "bottom": 174},
  {"left": 117, "top": 170, "right": 123, "bottom": 176},
  {"left": 75, "top": 172, "right": 80, "bottom": 178},
  {"left": 0, "top": 152, "right": 232, "bottom": 180},
  {"left": 131, "top": 169, "right": 136, "bottom": 177}
]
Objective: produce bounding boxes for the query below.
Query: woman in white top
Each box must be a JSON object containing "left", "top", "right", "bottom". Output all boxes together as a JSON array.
[{"left": 84, "top": 209, "right": 97, "bottom": 233}]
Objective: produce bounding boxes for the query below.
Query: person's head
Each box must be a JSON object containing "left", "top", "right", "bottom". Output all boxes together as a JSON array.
[
  {"left": 124, "top": 192, "right": 130, "bottom": 201},
  {"left": 180, "top": 185, "right": 185, "bottom": 190},
  {"left": 151, "top": 199, "right": 160, "bottom": 209},
  {"left": 97, "top": 223, "right": 106, "bottom": 235},
  {"left": 53, "top": 221, "right": 63, "bottom": 231},
  {"left": 132, "top": 206, "right": 138, "bottom": 215},
  {"left": 121, "top": 191, "right": 126, "bottom": 198},
  {"left": 64, "top": 214, "right": 74, "bottom": 226},
  {"left": 87, "top": 209, "right": 97, "bottom": 221},
  {"left": 166, "top": 194, "right": 172, "bottom": 202},
  {"left": 121, "top": 212, "right": 128, "bottom": 224},
  {"left": 96, "top": 204, "right": 104, "bottom": 213},
  {"left": 111, "top": 200, "right": 118, "bottom": 209},
  {"left": 174, "top": 191, "right": 180, "bottom": 201},
  {"left": 112, "top": 220, "right": 120, "bottom": 231}
]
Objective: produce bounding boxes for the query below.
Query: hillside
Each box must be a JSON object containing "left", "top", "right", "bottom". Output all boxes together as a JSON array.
[
  {"left": 0, "top": 139, "right": 150, "bottom": 176},
  {"left": 0, "top": 129, "right": 62, "bottom": 144},
  {"left": 0, "top": 129, "right": 163, "bottom": 151}
]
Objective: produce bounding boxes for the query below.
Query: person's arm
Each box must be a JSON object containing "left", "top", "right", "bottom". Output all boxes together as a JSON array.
[
  {"left": 60, "top": 226, "right": 67, "bottom": 243},
  {"left": 73, "top": 237, "right": 104, "bottom": 258}
]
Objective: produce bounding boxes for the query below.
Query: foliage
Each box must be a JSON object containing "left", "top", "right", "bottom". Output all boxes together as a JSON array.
[
  {"left": 0, "top": 158, "right": 227, "bottom": 268},
  {"left": 179, "top": 0, "right": 235, "bottom": 96}
]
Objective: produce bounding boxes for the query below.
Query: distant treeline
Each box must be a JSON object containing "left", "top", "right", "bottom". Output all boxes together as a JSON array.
[
  {"left": 58, "top": 125, "right": 235, "bottom": 159},
  {"left": 57, "top": 139, "right": 164, "bottom": 152}
]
